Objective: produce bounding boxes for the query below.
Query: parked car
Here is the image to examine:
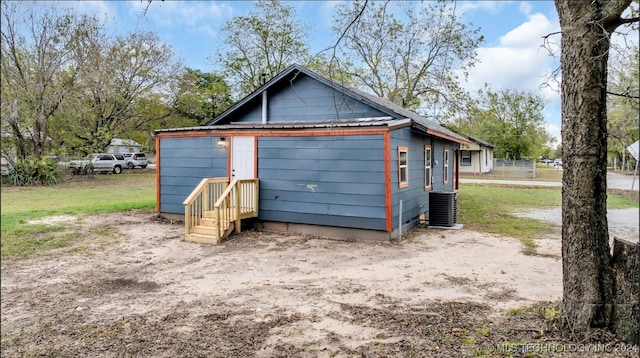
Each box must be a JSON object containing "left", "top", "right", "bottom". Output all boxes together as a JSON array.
[
  {"left": 540, "top": 158, "right": 552, "bottom": 164},
  {"left": 113, "top": 154, "right": 127, "bottom": 169},
  {"left": 69, "top": 153, "right": 123, "bottom": 174},
  {"left": 553, "top": 159, "right": 563, "bottom": 167},
  {"left": 123, "top": 152, "right": 148, "bottom": 169}
]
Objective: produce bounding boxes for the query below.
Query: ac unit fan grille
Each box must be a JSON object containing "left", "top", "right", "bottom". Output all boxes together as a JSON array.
[{"left": 428, "top": 191, "right": 457, "bottom": 227}]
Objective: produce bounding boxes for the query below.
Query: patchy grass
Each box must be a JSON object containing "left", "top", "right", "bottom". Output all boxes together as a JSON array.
[
  {"left": 535, "top": 164, "right": 564, "bottom": 181},
  {"left": 457, "top": 185, "right": 560, "bottom": 248},
  {"left": 457, "top": 185, "right": 637, "bottom": 248},
  {"left": 1, "top": 171, "right": 156, "bottom": 258}
]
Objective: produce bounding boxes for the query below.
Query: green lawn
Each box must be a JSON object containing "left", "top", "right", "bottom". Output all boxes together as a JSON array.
[
  {"left": 1, "top": 171, "right": 156, "bottom": 257},
  {"left": 457, "top": 184, "right": 638, "bottom": 248},
  {"left": 1, "top": 171, "right": 637, "bottom": 257}
]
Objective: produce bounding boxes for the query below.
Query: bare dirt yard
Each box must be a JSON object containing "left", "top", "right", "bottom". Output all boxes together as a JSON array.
[{"left": 2, "top": 210, "right": 638, "bottom": 357}]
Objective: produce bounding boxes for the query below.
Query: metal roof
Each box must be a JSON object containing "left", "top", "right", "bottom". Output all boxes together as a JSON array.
[
  {"left": 155, "top": 118, "right": 411, "bottom": 133},
  {"left": 162, "top": 64, "right": 467, "bottom": 143},
  {"left": 467, "top": 135, "right": 496, "bottom": 148}
]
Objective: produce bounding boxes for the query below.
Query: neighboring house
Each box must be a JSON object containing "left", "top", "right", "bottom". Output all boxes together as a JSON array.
[
  {"left": 1, "top": 156, "right": 12, "bottom": 175},
  {"left": 155, "top": 64, "right": 469, "bottom": 241},
  {"left": 458, "top": 135, "right": 495, "bottom": 175},
  {"left": 106, "top": 138, "right": 142, "bottom": 154}
]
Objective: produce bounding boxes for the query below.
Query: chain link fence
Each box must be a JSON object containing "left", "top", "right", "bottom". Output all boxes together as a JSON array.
[{"left": 493, "top": 159, "right": 537, "bottom": 179}]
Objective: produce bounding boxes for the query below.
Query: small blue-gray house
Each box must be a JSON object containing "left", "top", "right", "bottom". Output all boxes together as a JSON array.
[{"left": 155, "top": 64, "right": 468, "bottom": 242}]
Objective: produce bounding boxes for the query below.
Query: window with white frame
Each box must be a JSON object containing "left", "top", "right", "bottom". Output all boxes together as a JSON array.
[
  {"left": 398, "top": 146, "right": 408, "bottom": 188},
  {"left": 443, "top": 149, "right": 449, "bottom": 183},
  {"left": 424, "top": 146, "right": 432, "bottom": 190}
]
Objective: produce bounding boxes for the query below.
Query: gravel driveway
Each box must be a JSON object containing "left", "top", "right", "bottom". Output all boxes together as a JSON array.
[{"left": 513, "top": 207, "right": 639, "bottom": 243}]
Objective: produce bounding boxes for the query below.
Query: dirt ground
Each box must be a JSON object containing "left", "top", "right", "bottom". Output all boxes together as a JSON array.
[{"left": 1, "top": 210, "right": 638, "bottom": 357}]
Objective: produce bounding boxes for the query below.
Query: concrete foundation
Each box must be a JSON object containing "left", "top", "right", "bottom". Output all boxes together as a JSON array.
[
  {"left": 427, "top": 223, "right": 464, "bottom": 230},
  {"left": 156, "top": 213, "right": 423, "bottom": 242},
  {"left": 255, "top": 221, "right": 393, "bottom": 242}
]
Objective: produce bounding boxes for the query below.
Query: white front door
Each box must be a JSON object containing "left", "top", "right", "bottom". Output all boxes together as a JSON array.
[{"left": 231, "top": 136, "right": 255, "bottom": 179}]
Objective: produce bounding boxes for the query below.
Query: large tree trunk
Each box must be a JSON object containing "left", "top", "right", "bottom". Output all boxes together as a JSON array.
[
  {"left": 555, "top": 0, "right": 615, "bottom": 339},
  {"left": 555, "top": 0, "right": 638, "bottom": 343},
  {"left": 610, "top": 238, "right": 639, "bottom": 344}
]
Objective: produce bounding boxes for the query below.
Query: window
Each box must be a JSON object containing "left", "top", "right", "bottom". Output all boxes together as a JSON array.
[
  {"left": 461, "top": 150, "right": 471, "bottom": 166},
  {"left": 398, "top": 146, "right": 408, "bottom": 188},
  {"left": 424, "top": 146, "right": 432, "bottom": 190},
  {"left": 443, "top": 149, "right": 449, "bottom": 183}
]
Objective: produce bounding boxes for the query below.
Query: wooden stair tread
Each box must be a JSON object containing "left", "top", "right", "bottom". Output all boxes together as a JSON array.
[{"left": 186, "top": 233, "right": 220, "bottom": 245}]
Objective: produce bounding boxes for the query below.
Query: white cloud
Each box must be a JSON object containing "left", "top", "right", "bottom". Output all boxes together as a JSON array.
[
  {"left": 125, "top": 1, "right": 233, "bottom": 37},
  {"left": 49, "top": 1, "right": 117, "bottom": 25},
  {"left": 460, "top": 12, "right": 562, "bottom": 143},
  {"left": 456, "top": 1, "right": 513, "bottom": 16},
  {"left": 320, "top": 1, "right": 339, "bottom": 30},
  {"left": 519, "top": 2, "right": 533, "bottom": 15},
  {"left": 462, "top": 11, "right": 561, "bottom": 90},
  {"left": 544, "top": 121, "right": 561, "bottom": 146},
  {"left": 498, "top": 13, "right": 556, "bottom": 48}
]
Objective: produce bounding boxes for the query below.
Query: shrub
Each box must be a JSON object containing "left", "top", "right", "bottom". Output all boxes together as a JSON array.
[{"left": 6, "top": 157, "right": 62, "bottom": 186}]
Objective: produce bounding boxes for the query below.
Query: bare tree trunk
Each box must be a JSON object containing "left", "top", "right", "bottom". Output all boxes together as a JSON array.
[
  {"left": 555, "top": 0, "right": 639, "bottom": 343},
  {"left": 556, "top": 0, "right": 615, "bottom": 339},
  {"left": 610, "top": 238, "right": 639, "bottom": 344},
  {"left": 7, "top": 99, "right": 27, "bottom": 161}
]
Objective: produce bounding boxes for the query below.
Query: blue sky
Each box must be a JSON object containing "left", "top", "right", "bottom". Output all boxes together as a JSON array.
[{"left": 64, "top": 1, "right": 563, "bottom": 143}]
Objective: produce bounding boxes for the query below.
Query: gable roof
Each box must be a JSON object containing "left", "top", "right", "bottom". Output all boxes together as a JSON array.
[
  {"left": 467, "top": 135, "right": 495, "bottom": 148},
  {"left": 208, "top": 64, "right": 467, "bottom": 144},
  {"left": 109, "top": 138, "right": 142, "bottom": 147}
]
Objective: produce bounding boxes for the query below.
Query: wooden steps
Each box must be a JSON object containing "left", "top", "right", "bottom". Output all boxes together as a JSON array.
[{"left": 183, "top": 178, "right": 259, "bottom": 245}]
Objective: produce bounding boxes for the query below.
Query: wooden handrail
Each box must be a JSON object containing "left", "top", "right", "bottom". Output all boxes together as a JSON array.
[
  {"left": 183, "top": 177, "right": 229, "bottom": 205},
  {"left": 184, "top": 177, "right": 259, "bottom": 244},
  {"left": 213, "top": 178, "right": 238, "bottom": 207}
]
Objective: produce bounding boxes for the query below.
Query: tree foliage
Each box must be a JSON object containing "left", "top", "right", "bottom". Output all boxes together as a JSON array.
[
  {"left": 333, "top": 0, "right": 483, "bottom": 113},
  {"left": 216, "top": 0, "right": 310, "bottom": 97},
  {"left": 0, "top": 1, "right": 100, "bottom": 160},
  {"left": 59, "top": 31, "right": 180, "bottom": 155},
  {"left": 1, "top": 2, "right": 185, "bottom": 161},
  {"left": 450, "top": 88, "right": 551, "bottom": 160},
  {"left": 173, "top": 69, "right": 233, "bottom": 125}
]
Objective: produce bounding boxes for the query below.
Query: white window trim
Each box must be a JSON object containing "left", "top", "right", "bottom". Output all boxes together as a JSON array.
[
  {"left": 443, "top": 149, "right": 449, "bottom": 184},
  {"left": 398, "top": 146, "right": 409, "bottom": 188},
  {"left": 424, "top": 145, "right": 432, "bottom": 190}
]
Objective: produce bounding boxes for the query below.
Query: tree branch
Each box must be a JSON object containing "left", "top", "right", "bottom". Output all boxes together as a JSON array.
[
  {"left": 608, "top": 16, "right": 640, "bottom": 30},
  {"left": 606, "top": 90, "right": 640, "bottom": 99},
  {"left": 317, "top": 0, "right": 369, "bottom": 55}
]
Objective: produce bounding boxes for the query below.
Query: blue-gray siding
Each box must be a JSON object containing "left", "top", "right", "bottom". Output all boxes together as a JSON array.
[
  {"left": 158, "top": 129, "right": 459, "bottom": 232},
  {"left": 257, "top": 135, "right": 387, "bottom": 230},
  {"left": 390, "top": 128, "right": 456, "bottom": 228},
  {"left": 229, "top": 75, "right": 388, "bottom": 123},
  {"left": 159, "top": 137, "right": 228, "bottom": 213}
]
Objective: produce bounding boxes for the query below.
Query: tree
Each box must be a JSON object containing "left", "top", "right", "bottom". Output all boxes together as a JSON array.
[
  {"left": 173, "top": 68, "right": 233, "bottom": 125},
  {"left": 0, "top": 2, "right": 100, "bottom": 160},
  {"left": 333, "top": 0, "right": 483, "bottom": 113},
  {"left": 450, "top": 88, "right": 551, "bottom": 160},
  {"left": 554, "top": 0, "right": 639, "bottom": 343},
  {"left": 60, "top": 31, "right": 180, "bottom": 155},
  {"left": 216, "top": 0, "right": 310, "bottom": 97}
]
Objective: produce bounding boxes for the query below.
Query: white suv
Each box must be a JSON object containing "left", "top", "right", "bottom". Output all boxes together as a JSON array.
[
  {"left": 123, "top": 153, "right": 148, "bottom": 169},
  {"left": 69, "top": 153, "right": 123, "bottom": 174}
]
